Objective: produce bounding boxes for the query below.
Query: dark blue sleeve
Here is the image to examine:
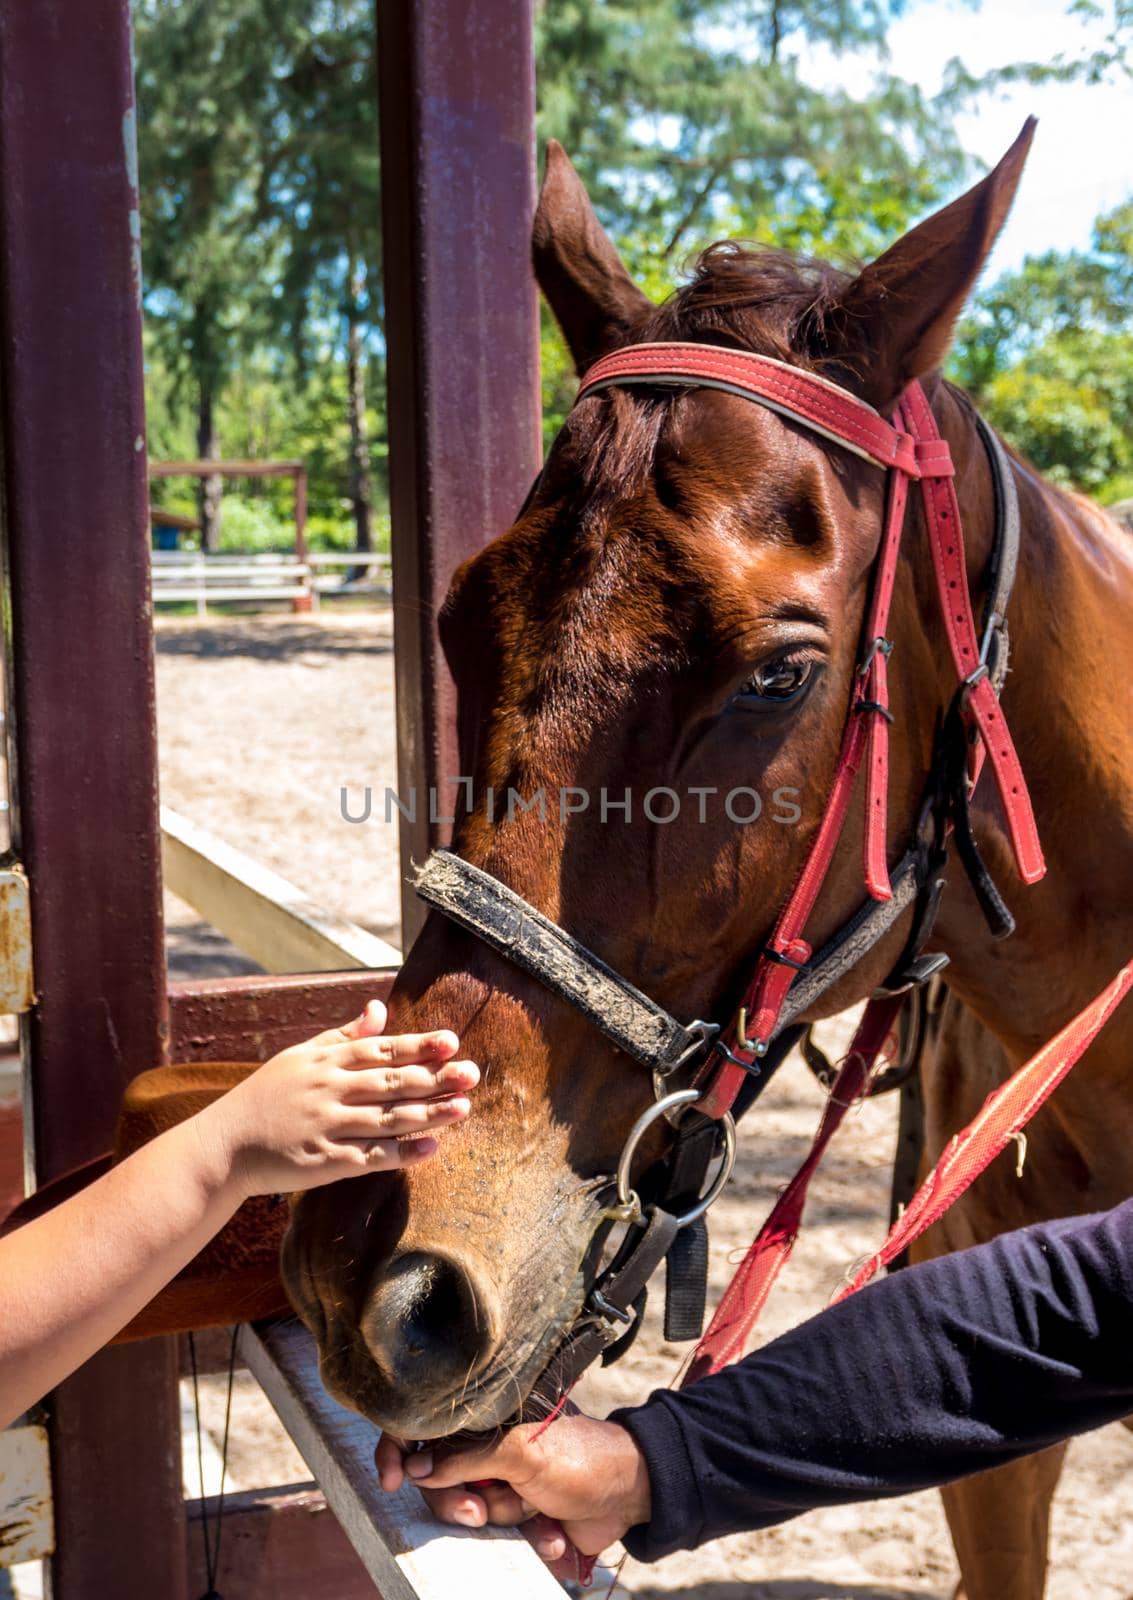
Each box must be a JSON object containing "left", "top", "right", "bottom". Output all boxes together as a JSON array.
[{"left": 612, "top": 1199, "right": 1133, "bottom": 1561}]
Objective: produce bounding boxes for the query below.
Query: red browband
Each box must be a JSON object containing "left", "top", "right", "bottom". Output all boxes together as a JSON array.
[
  {"left": 576, "top": 340, "right": 1046, "bottom": 1117},
  {"left": 577, "top": 342, "right": 956, "bottom": 477}
]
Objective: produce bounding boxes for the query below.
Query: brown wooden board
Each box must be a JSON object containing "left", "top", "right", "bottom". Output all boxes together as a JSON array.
[
  {"left": 151, "top": 459, "right": 305, "bottom": 477},
  {"left": 186, "top": 1485, "right": 379, "bottom": 1599},
  {"left": 0, "top": 1103, "right": 21, "bottom": 1226},
  {"left": 170, "top": 971, "right": 399, "bottom": 1063},
  {"left": 376, "top": 0, "right": 542, "bottom": 941},
  {"left": 0, "top": 4, "right": 186, "bottom": 1593}
]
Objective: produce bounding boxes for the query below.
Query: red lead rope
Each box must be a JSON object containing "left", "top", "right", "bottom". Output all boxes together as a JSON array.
[
  {"left": 528, "top": 967, "right": 1133, "bottom": 1583},
  {"left": 685, "top": 964, "right": 1133, "bottom": 1383},
  {"left": 833, "top": 963, "right": 1133, "bottom": 1302}
]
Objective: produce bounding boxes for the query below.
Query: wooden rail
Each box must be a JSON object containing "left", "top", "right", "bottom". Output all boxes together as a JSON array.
[
  {"left": 240, "top": 1320, "right": 564, "bottom": 1600},
  {"left": 150, "top": 550, "right": 390, "bottom": 613},
  {"left": 161, "top": 806, "right": 400, "bottom": 974}
]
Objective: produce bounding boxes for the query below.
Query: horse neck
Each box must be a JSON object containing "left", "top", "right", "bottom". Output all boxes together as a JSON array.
[{"left": 924, "top": 384, "right": 1133, "bottom": 1052}]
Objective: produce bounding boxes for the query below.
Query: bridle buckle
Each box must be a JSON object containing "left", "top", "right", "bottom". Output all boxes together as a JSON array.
[{"left": 858, "top": 635, "right": 893, "bottom": 675}]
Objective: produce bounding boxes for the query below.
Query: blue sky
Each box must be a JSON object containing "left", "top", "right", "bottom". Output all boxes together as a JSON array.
[{"left": 805, "top": 0, "right": 1132, "bottom": 279}]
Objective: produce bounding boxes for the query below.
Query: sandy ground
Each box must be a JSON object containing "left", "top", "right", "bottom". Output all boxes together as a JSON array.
[{"left": 154, "top": 611, "right": 1133, "bottom": 1600}]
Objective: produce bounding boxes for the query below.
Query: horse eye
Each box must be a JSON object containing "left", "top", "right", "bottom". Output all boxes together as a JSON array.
[{"left": 735, "top": 655, "right": 815, "bottom": 705}]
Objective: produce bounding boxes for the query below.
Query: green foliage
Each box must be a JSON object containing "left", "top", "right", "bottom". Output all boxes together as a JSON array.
[
  {"left": 213, "top": 493, "right": 294, "bottom": 552},
  {"left": 980, "top": 365, "right": 1131, "bottom": 493},
  {"left": 536, "top": 0, "right": 969, "bottom": 279},
  {"left": 952, "top": 200, "right": 1133, "bottom": 500},
  {"left": 136, "top": 0, "right": 1133, "bottom": 522},
  {"left": 135, "top": 0, "right": 382, "bottom": 545}
]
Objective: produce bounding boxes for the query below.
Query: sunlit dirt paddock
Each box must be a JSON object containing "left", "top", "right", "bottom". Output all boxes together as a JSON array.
[{"left": 156, "top": 610, "right": 1133, "bottom": 1600}]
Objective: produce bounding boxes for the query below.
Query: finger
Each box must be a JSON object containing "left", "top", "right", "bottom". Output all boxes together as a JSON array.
[
  {"left": 417, "top": 1484, "right": 489, "bottom": 1528},
  {"left": 479, "top": 1482, "right": 529, "bottom": 1526},
  {"left": 522, "top": 1514, "right": 570, "bottom": 1568},
  {"left": 336, "top": 1060, "right": 479, "bottom": 1104},
  {"left": 311, "top": 998, "right": 389, "bottom": 1047},
  {"left": 335, "top": 1097, "right": 471, "bottom": 1138},
  {"left": 375, "top": 1433, "right": 409, "bottom": 1492},
  {"left": 407, "top": 1436, "right": 527, "bottom": 1491},
  {"left": 331, "top": 1030, "right": 460, "bottom": 1071},
  {"left": 335, "top": 1135, "right": 440, "bottom": 1170},
  {"left": 352, "top": 998, "right": 389, "bottom": 1038}
]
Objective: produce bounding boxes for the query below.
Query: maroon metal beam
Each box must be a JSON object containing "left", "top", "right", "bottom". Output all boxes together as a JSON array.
[
  {"left": 169, "top": 971, "right": 398, "bottom": 1063},
  {"left": 0, "top": 7, "right": 186, "bottom": 1596},
  {"left": 377, "top": 0, "right": 541, "bottom": 942},
  {"left": 0, "top": 1101, "right": 20, "bottom": 1226}
]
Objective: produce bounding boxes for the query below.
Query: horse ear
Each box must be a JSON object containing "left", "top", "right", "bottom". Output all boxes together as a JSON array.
[
  {"left": 532, "top": 140, "right": 651, "bottom": 373},
  {"left": 833, "top": 118, "right": 1036, "bottom": 411}
]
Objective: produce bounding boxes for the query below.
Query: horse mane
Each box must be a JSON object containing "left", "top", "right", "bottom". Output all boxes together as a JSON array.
[
  {"left": 642, "top": 241, "right": 853, "bottom": 369},
  {"left": 557, "top": 243, "right": 855, "bottom": 522}
]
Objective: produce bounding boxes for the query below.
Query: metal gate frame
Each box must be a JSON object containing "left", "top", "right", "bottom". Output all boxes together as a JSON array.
[{"left": 0, "top": 1, "right": 541, "bottom": 1592}]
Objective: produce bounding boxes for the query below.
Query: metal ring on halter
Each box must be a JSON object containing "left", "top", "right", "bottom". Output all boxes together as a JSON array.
[{"left": 614, "top": 1088, "right": 738, "bottom": 1229}]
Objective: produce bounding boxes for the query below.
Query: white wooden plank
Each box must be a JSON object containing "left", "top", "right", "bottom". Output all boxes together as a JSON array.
[
  {"left": 161, "top": 806, "right": 400, "bottom": 974},
  {"left": 306, "top": 553, "right": 391, "bottom": 568},
  {"left": 152, "top": 586, "right": 308, "bottom": 603},
  {"left": 151, "top": 551, "right": 304, "bottom": 563},
  {"left": 240, "top": 1321, "right": 565, "bottom": 1600},
  {"left": 151, "top": 566, "right": 310, "bottom": 581},
  {"left": 179, "top": 1379, "right": 231, "bottom": 1500},
  {"left": 0, "top": 1425, "right": 53, "bottom": 1568}
]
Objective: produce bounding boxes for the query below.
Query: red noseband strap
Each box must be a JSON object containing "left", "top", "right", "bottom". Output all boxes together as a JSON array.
[{"left": 577, "top": 341, "right": 1045, "bottom": 1117}]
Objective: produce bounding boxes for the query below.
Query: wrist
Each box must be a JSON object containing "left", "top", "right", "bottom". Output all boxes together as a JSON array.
[
  {"left": 184, "top": 1101, "right": 251, "bottom": 1211},
  {"left": 608, "top": 1423, "right": 651, "bottom": 1532}
]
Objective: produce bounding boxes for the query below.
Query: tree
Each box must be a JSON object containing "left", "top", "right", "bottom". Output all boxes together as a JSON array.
[
  {"left": 952, "top": 201, "right": 1133, "bottom": 499},
  {"left": 136, "top": 0, "right": 383, "bottom": 552},
  {"left": 251, "top": 0, "right": 383, "bottom": 553},
  {"left": 135, "top": 0, "right": 277, "bottom": 546},
  {"left": 535, "top": 0, "right": 970, "bottom": 270},
  {"left": 533, "top": 0, "right": 975, "bottom": 443}
]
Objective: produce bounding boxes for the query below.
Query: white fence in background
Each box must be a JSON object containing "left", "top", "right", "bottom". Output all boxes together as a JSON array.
[{"left": 150, "top": 550, "right": 391, "bottom": 615}]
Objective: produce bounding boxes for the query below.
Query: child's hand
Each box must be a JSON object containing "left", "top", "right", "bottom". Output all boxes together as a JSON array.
[{"left": 194, "top": 999, "right": 477, "bottom": 1199}]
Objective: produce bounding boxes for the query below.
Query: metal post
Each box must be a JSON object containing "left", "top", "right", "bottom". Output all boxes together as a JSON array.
[
  {"left": 0, "top": 7, "right": 186, "bottom": 1597},
  {"left": 294, "top": 466, "right": 309, "bottom": 565},
  {"left": 377, "top": 0, "right": 541, "bottom": 943},
  {"left": 292, "top": 465, "right": 313, "bottom": 612}
]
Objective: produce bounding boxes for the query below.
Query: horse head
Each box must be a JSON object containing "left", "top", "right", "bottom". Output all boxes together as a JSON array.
[{"left": 282, "top": 124, "right": 1035, "bottom": 1436}]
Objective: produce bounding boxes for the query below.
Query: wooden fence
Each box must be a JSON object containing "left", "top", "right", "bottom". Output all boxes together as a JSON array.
[{"left": 151, "top": 550, "right": 391, "bottom": 615}]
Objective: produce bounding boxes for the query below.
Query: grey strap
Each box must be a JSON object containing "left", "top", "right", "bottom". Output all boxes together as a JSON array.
[
  {"left": 973, "top": 412, "right": 1020, "bottom": 694},
  {"left": 778, "top": 849, "right": 923, "bottom": 1028},
  {"left": 413, "top": 850, "right": 708, "bottom": 1074}
]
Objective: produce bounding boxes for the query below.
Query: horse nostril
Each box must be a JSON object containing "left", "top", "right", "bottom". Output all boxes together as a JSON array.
[{"left": 360, "top": 1250, "right": 492, "bottom": 1392}]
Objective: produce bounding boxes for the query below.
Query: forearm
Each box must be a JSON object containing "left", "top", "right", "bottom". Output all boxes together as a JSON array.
[
  {"left": 615, "top": 1200, "right": 1133, "bottom": 1560},
  {"left": 0, "top": 1114, "right": 242, "bottom": 1427}
]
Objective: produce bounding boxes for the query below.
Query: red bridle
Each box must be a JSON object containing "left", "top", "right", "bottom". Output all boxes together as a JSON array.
[{"left": 577, "top": 342, "right": 1046, "bottom": 1120}]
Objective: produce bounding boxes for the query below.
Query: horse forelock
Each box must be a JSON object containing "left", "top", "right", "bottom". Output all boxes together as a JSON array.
[
  {"left": 544, "top": 243, "right": 857, "bottom": 516},
  {"left": 445, "top": 245, "right": 869, "bottom": 771}
]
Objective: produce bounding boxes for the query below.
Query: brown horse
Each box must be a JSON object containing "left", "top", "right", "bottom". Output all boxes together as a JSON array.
[{"left": 282, "top": 124, "right": 1133, "bottom": 1599}]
